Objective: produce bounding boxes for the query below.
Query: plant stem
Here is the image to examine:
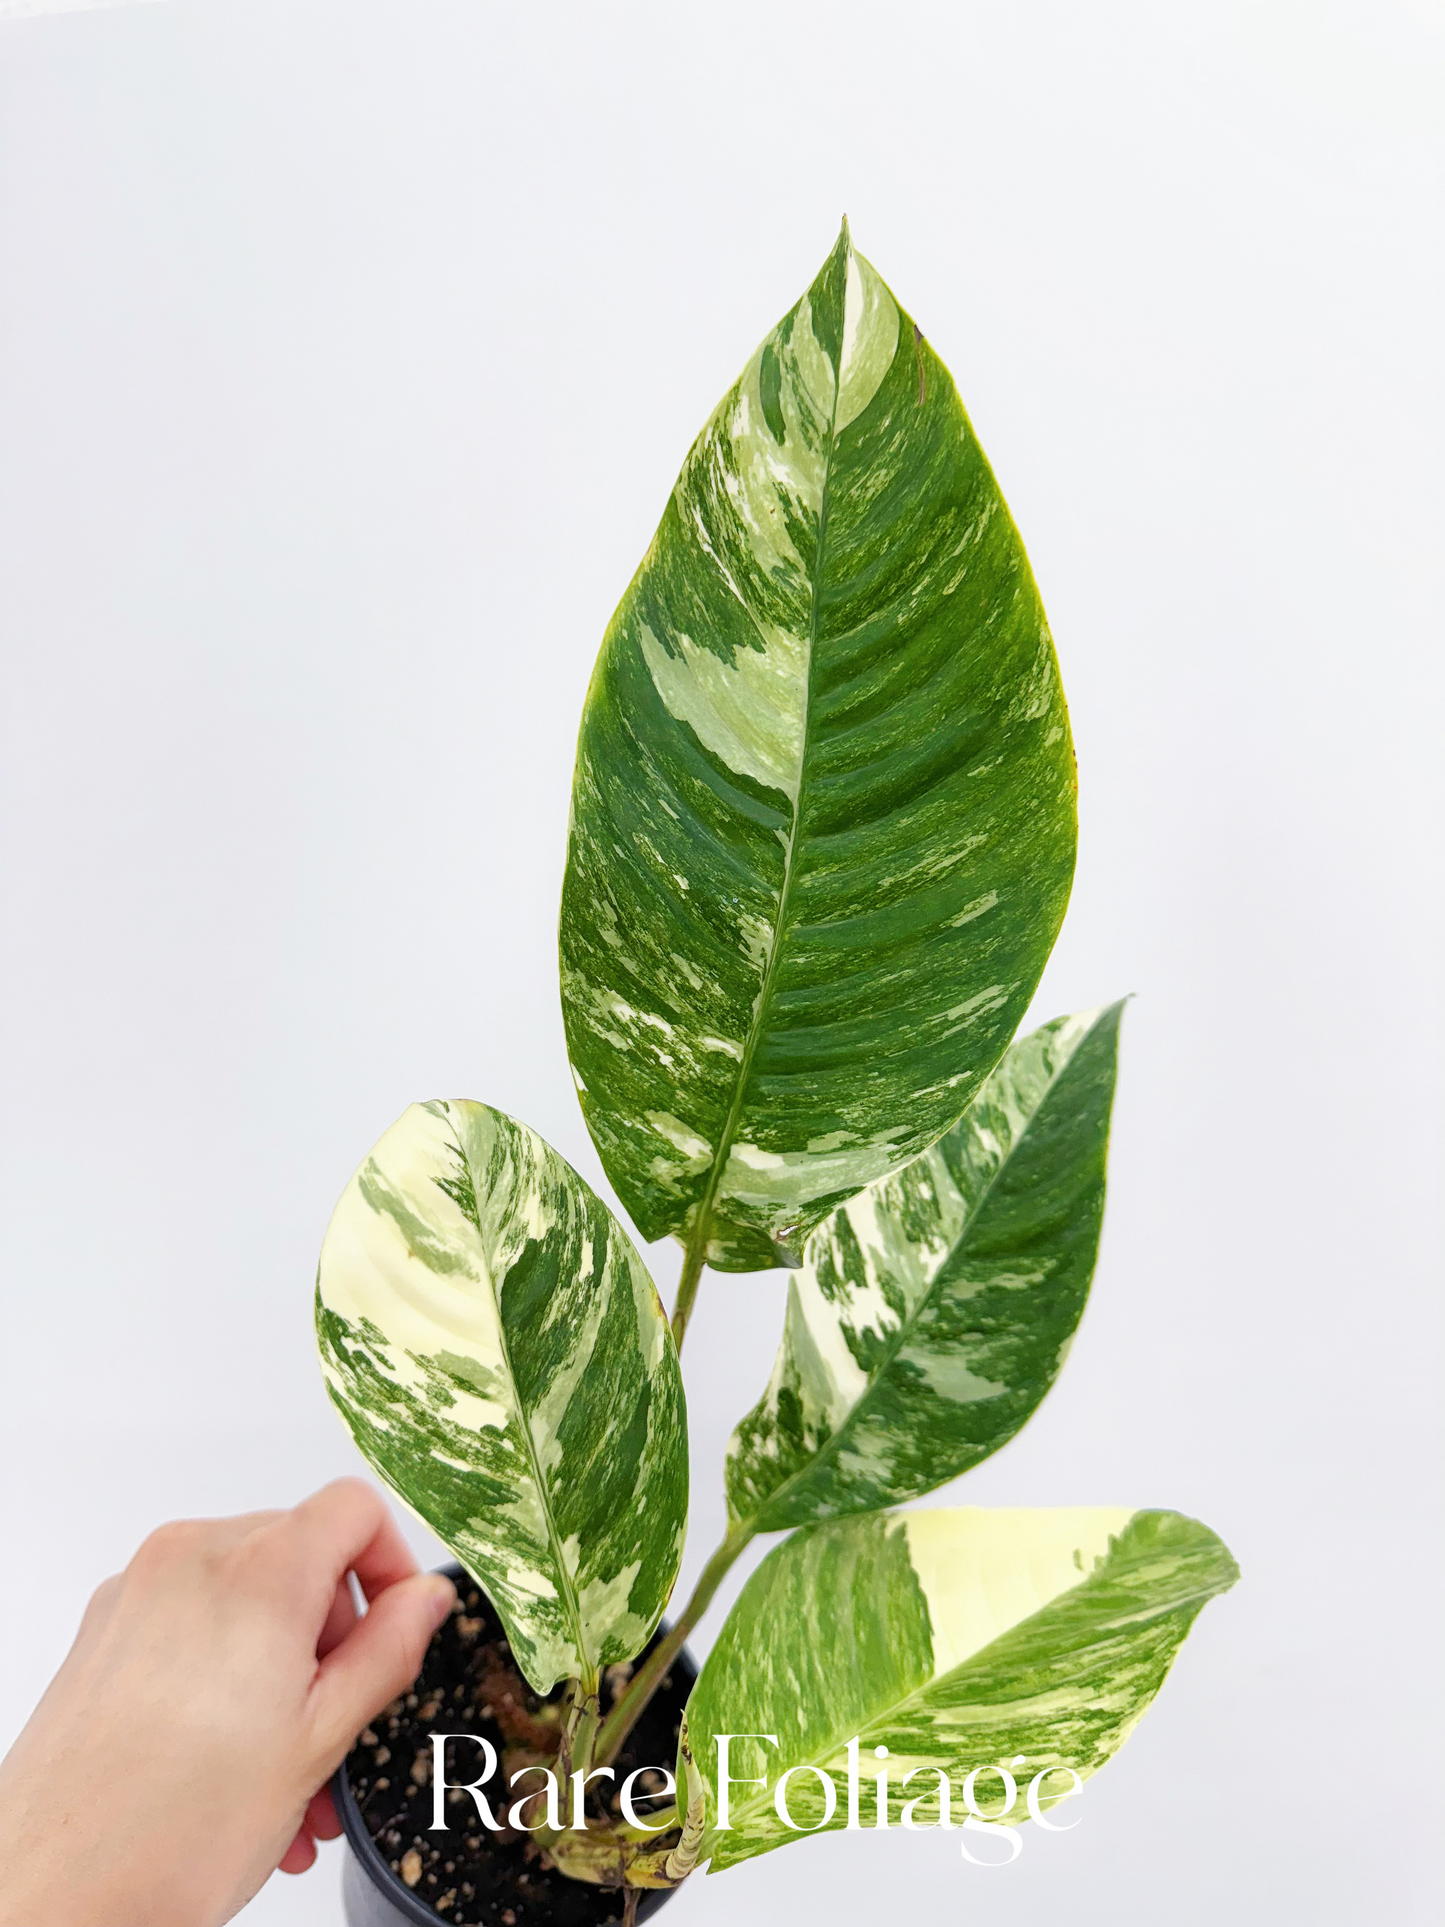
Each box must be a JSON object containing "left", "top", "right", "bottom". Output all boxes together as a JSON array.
[
  {"left": 594, "top": 1521, "right": 756, "bottom": 1770},
  {"left": 531, "top": 1683, "right": 599, "bottom": 1848},
  {"left": 571, "top": 1693, "right": 600, "bottom": 1789},
  {"left": 551, "top": 1679, "right": 580, "bottom": 1795},
  {"left": 669, "top": 1224, "right": 708, "bottom": 1352}
]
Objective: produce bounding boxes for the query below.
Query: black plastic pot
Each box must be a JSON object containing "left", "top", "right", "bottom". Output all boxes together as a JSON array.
[{"left": 334, "top": 1567, "right": 695, "bottom": 1927}]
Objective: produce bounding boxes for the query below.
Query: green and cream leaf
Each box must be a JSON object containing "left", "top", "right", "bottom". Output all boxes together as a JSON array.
[
  {"left": 314, "top": 1100, "right": 688, "bottom": 1696},
  {"left": 561, "top": 224, "right": 1077, "bottom": 1271},
  {"left": 725, "top": 1003, "right": 1124, "bottom": 1531},
  {"left": 685, "top": 1506, "right": 1238, "bottom": 1870}
]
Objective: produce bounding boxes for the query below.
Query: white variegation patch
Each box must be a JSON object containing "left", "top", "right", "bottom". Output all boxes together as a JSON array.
[
  {"left": 835, "top": 249, "right": 899, "bottom": 432},
  {"left": 901, "top": 1506, "right": 1134, "bottom": 1677},
  {"left": 639, "top": 619, "right": 807, "bottom": 807}
]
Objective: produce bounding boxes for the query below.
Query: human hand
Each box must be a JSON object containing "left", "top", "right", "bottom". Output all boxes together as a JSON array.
[{"left": 0, "top": 1478, "right": 455, "bottom": 1927}]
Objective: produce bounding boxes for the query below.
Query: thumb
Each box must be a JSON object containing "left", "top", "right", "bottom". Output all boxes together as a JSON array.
[{"left": 311, "top": 1571, "right": 456, "bottom": 1763}]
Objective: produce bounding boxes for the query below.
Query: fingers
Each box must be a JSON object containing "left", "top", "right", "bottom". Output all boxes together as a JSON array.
[
  {"left": 75, "top": 1572, "right": 123, "bottom": 1643},
  {"left": 309, "top": 1570, "right": 455, "bottom": 1763},
  {"left": 277, "top": 1787, "right": 341, "bottom": 1878},
  {"left": 279, "top": 1479, "right": 420, "bottom": 1606},
  {"left": 305, "top": 1785, "right": 341, "bottom": 1841},
  {"left": 277, "top": 1827, "right": 317, "bottom": 1875},
  {"left": 316, "top": 1575, "right": 360, "bottom": 1659},
  {"left": 273, "top": 1780, "right": 339, "bottom": 1873}
]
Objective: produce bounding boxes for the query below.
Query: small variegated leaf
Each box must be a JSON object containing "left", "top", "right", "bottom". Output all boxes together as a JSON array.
[
  {"left": 725, "top": 1003, "right": 1124, "bottom": 1532},
  {"left": 314, "top": 1100, "right": 688, "bottom": 1696},
  {"left": 561, "top": 223, "right": 1077, "bottom": 1272},
  {"left": 685, "top": 1506, "right": 1238, "bottom": 1870}
]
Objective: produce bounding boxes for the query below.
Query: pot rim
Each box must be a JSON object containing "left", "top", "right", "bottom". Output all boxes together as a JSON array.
[{"left": 332, "top": 1565, "right": 695, "bottom": 1926}]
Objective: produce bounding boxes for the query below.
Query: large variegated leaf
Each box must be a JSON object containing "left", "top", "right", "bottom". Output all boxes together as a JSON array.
[
  {"left": 725, "top": 1003, "right": 1124, "bottom": 1532},
  {"left": 560, "top": 224, "right": 1077, "bottom": 1272},
  {"left": 314, "top": 1100, "right": 688, "bottom": 1695},
  {"left": 686, "top": 1507, "right": 1237, "bottom": 1870}
]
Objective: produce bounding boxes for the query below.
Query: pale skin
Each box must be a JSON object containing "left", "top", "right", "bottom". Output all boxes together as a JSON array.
[{"left": 0, "top": 1479, "right": 456, "bottom": 1927}]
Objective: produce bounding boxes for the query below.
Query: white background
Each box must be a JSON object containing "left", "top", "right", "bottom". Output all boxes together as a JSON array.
[{"left": 2, "top": 3, "right": 1441, "bottom": 1921}]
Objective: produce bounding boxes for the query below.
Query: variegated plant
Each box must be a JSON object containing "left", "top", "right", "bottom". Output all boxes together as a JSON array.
[{"left": 315, "top": 225, "right": 1236, "bottom": 1898}]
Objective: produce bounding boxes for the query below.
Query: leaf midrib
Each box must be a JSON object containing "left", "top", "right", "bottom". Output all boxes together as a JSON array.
[
  {"left": 448, "top": 1113, "right": 593, "bottom": 1691},
  {"left": 686, "top": 326, "right": 845, "bottom": 1258}
]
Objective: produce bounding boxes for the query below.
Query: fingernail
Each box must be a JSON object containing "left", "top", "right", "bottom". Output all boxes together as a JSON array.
[{"left": 424, "top": 1575, "right": 456, "bottom": 1627}]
